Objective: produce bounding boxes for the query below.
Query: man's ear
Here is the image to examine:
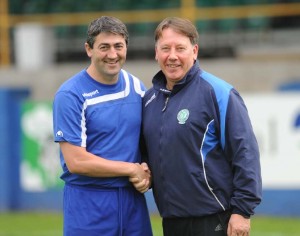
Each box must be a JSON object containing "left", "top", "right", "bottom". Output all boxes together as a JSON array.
[
  {"left": 85, "top": 43, "right": 92, "bottom": 58},
  {"left": 193, "top": 44, "right": 199, "bottom": 61}
]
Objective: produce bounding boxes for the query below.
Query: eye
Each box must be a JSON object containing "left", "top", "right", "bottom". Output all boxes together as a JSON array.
[
  {"left": 161, "top": 47, "right": 170, "bottom": 52},
  {"left": 177, "top": 47, "right": 185, "bottom": 51},
  {"left": 115, "top": 44, "right": 124, "bottom": 50},
  {"left": 99, "top": 45, "right": 109, "bottom": 51}
]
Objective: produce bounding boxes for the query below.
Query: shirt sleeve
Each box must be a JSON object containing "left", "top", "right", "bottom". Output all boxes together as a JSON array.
[{"left": 53, "top": 90, "right": 86, "bottom": 147}]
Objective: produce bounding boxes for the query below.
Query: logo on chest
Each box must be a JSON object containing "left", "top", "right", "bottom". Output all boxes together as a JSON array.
[{"left": 177, "top": 109, "right": 190, "bottom": 124}]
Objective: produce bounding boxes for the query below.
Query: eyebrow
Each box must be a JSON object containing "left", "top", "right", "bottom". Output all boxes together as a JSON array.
[{"left": 98, "top": 42, "right": 125, "bottom": 46}]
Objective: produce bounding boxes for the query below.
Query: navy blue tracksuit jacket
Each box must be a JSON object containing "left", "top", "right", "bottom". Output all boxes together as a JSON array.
[{"left": 142, "top": 62, "right": 262, "bottom": 218}]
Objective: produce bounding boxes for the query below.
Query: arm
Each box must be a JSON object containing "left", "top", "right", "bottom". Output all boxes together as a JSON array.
[
  {"left": 224, "top": 90, "right": 262, "bottom": 233},
  {"left": 226, "top": 90, "right": 262, "bottom": 213},
  {"left": 60, "top": 142, "right": 150, "bottom": 191}
]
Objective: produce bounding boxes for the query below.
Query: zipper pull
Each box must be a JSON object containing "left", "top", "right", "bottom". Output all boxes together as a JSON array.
[{"left": 162, "top": 96, "right": 169, "bottom": 112}]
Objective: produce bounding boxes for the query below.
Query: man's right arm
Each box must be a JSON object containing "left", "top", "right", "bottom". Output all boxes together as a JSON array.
[{"left": 60, "top": 142, "right": 150, "bottom": 188}]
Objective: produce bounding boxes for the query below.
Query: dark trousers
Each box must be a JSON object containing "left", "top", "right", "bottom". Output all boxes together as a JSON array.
[{"left": 162, "top": 210, "right": 231, "bottom": 236}]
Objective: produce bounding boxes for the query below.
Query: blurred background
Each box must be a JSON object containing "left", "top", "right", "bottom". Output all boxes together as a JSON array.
[{"left": 1, "top": 0, "right": 300, "bottom": 229}]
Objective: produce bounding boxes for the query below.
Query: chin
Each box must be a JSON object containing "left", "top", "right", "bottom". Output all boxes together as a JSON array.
[{"left": 166, "top": 73, "right": 182, "bottom": 81}]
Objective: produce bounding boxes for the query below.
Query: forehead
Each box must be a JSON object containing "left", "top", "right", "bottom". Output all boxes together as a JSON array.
[
  {"left": 157, "top": 28, "right": 190, "bottom": 44},
  {"left": 94, "top": 32, "right": 126, "bottom": 45}
]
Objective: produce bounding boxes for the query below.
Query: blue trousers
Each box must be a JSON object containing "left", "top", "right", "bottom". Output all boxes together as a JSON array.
[{"left": 63, "top": 184, "right": 153, "bottom": 236}]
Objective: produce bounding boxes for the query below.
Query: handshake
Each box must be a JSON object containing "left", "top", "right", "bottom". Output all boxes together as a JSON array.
[{"left": 129, "top": 162, "right": 151, "bottom": 193}]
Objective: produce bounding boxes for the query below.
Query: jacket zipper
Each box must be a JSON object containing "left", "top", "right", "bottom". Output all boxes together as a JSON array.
[{"left": 162, "top": 96, "right": 170, "bottom": 112}]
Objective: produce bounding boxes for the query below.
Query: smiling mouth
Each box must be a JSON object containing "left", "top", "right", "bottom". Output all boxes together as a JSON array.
[
  {"left": 167, "top": 64, "right": 180, "bottom": 68},
  {"left": 107, "top": 61, "right": 118, "bottom": 65}
]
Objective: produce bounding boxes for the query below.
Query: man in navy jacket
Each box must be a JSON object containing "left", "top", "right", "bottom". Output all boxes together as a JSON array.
[{"left": 142, "top": 17, "right": 262, "bottom": 236}]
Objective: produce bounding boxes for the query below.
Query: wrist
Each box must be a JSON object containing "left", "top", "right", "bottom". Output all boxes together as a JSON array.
[
  {"left": 232, "top": 209, "right": 251, "bottom": 219},
  {"left": 127, "top": 162, "right": 137, "bottom": 177}
]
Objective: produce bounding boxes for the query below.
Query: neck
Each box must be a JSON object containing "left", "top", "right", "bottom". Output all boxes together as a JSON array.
[
  {"left": 166, "top": 82, "right": 174, "bottom": 90},
  {"left": 87, "top": 66, "right": 119, "bottom": 85}
]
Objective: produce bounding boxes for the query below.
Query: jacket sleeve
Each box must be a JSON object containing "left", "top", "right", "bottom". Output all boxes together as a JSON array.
[{"left": 224, "top": 89, "right": 262, "bottom": 217}]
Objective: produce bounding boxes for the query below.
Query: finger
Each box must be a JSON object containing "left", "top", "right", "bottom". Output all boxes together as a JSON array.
[
  {"left": 134, "top": 179, "right": 146, "bottom": 189},
  {"left": 141, "top": 162, "right": 150, "bottom": 171},
  {"left": 129, "top": 177, "right": 140, "bottom": 183},
  {"left": 227, "top": 224, "right": 232, "bottom": 236},
  {"left": 140, "top": 188, "right": 149, "bottom": 193},
  {"left": 136, "top": 184, "right": 149, "bottom": 193}
]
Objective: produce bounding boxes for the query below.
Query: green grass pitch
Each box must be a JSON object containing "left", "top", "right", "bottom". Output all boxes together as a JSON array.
[{"left": 0, "top": 212, "right": 299, "bottom": 236}]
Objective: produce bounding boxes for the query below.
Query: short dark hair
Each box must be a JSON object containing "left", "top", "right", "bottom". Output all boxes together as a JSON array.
[
  {"left": 86, "top": 16, "right": 129, "bottom": 48},
  {"left": 155, "top": 17, "right": 199, "bottom": 45}
]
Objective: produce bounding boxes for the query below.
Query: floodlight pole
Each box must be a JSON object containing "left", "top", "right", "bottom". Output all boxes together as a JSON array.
[{"left": 0, "top": 0, "right": 11, "bottom": 66}]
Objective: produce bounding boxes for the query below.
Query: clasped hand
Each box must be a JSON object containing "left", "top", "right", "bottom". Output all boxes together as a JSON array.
[{"left": 129, "top": 162, "right": 151, "bottom": 193}]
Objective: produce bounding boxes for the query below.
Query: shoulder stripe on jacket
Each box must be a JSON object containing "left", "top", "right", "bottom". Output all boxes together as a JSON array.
[{"left": 201, "top": 70, "right": 233, "bottom": 150}]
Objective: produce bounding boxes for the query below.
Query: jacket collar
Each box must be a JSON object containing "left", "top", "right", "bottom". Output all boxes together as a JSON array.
[{"left": 152, "top": 60, "right": 201, "bottom": 95}]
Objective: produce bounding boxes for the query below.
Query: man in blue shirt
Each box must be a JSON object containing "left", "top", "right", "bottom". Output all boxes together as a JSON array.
[{"left": 53, "top": 16, "right": 152, "bottom": 236}]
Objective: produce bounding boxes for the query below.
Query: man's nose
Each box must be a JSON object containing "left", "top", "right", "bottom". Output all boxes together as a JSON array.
[
  {"left": 107, "top": 47, "right": 118, "bottom": 58},
  {"left": 168, "top": 48, "right": 178, "bottom": 60}
]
